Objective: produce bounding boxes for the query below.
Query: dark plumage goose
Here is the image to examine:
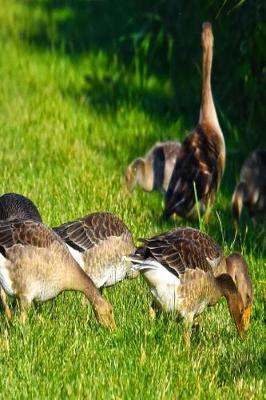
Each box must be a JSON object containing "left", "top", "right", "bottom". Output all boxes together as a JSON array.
[
  {"left": 164, "top": 22, "right": 225, "bottom": 219},
  {"left": 127, "top": 227, "right": 252, "bottom": 346},
  {"left": 0, "top": 219, "right": 116, "bottom": 330},
  {"left": 0, "top": 193, "right": 42, "bottom": 222},
  {"left": 54, "top": 212, "right": 136, "bottom": 289},
  {"left": 125, "top": 141, "right": 181, "bottom": 194},
  {"left": 232, "top": 149, "right": 266, "bottom": 224}
]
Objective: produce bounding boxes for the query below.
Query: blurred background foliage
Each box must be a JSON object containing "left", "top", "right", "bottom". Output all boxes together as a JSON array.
[{"left": 13, "top": 0, "right": 266, "bottom": 151}]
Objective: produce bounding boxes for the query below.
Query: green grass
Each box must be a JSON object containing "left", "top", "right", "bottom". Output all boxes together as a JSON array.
[{"left": 0, "top": 1, "right": 265, "bottom": 399}]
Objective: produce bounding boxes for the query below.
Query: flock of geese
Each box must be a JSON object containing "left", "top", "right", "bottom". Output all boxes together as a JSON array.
[
  {"left": 125, "top": 24, "right": 266, "bottom": 224},
  {"left": 0, "top": 22, "right": 264, "bottom": 347}
]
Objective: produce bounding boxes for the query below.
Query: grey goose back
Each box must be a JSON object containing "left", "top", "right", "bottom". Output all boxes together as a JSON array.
[
  {"left": 127, "top": 227, "right": 252, "bottom": 346},
  {"left": 0, "top": 219, "right": 116, "bottom": 330},
  {"left": 232, "top": 149, "right": 266, "bottom": 224},
  {"left": 54, "top": 212, "right": 136, "bottom": 289},
  {"left": 125, "top": 141, "right": 181, "bottom": 194},
  {"left": 0, "top": 193, "right": 42, "bottom": 222}
]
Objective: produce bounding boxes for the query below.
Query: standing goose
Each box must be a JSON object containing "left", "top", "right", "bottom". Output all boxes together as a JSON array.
[
  {"left": 164, "top": 22, "right": 225, "bottom": 219},
  {"left": 54, "top": 212, "right": 136, "bottom": 289},
  {"left": 0, "top": 219, "right": 116, "bottom": 330},
  {"left": 0, "top": 193, "right": 42, "bottom": 319},
  {"left": 125, "top": 141, "right": 181, "bottom": 194},
  {"left": 0, "top": 193, "right": 42, "bottom": 222},
  {"left": 127, "top": 227, "right": 252, "bottom": 346},
  {"left": 232, "top": 149, "right": 266, "bottom": 224}
]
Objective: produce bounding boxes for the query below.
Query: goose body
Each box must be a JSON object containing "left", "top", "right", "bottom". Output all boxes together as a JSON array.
[
  {"left": 128, "top": 227, "right": 252, "bottom": 345},
  {"left": 125, "top": 141, "right": 181, "bottom": 193},
  {"left": 0, "top": 193, "right": 43, "bottom": 319},
  {"left": 164, "top": 23, "right": 225, "bottom": 219},
  {"left": 0, "top": 219, "right": 115, "bottom": 329},
  {"left": 54, "top": 212, "right": 136, "bottom": 289},
  {"left": 232, "top": 149, "right": 266, "bottom": 223}
]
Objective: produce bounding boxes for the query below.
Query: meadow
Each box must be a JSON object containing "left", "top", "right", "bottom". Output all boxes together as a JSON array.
[{"left": 0, "top": 1, "right": 265, "bottom": 399}]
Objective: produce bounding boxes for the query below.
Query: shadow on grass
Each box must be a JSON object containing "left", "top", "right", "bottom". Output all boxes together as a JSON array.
[
  {"left": 19, "top": 0, "right": 203, "bottom": 126},
  {"left": 21, "top": 0, "right": 266, "bottom": 151}
]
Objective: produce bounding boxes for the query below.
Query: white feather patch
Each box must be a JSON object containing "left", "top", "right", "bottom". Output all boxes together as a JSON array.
[
  {"left": 0, "top": 253, "right": 14, "bottom": 295},
  {"left": 127, "top": 256, "right": 182, "bottom": 312},
  {"left": 66, "top": 244, "right": 85, "bottom": 270}
]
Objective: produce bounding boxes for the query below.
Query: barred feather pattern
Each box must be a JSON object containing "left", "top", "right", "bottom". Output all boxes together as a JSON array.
[{"left": 134, "top": 227, "right": 223, "bottom": 277}]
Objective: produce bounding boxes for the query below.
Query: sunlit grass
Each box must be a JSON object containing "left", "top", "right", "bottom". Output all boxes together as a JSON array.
[{"left": 0, "top": 1, "right": 265, "bottom": 399}]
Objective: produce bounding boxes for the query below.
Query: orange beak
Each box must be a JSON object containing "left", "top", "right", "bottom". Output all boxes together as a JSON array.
[{"left": 242, "top": 305, "right": 251, "bottom": 332}]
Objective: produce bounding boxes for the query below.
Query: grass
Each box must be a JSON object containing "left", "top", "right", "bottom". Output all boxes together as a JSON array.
[{"left": 0, "top": 1, "right": 265, "bottom": 399}]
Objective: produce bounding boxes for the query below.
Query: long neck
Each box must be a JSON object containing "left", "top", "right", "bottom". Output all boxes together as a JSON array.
[
  {"left": 215, "top": 273, "right": 242, "bottom": 323},
  {"left": 67, "top": 263, "right": 105, "bottom": 309},
  {"left": 199, "top": 37, "right": 220, "bottom": 133}
]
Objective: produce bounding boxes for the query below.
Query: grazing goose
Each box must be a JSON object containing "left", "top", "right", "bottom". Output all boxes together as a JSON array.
[
  {"left": 127, "top": 227, "right": 252, "bottom": 347},
  {"left": 164, "top": 22, "right": 225, "bottom": 219},
  {"left": 0, "top": 219, "right": 116, "bottom": 330},
  {"left": 0, "top": 193, "right": 42, "bottom": 222},
  {"left": 125, "top": 141, "right": 181, "bottom": 194},
  {"left": 0, "top": 193, "right": 42, "bottom": 319},
  {"left": 54, "top": 212, "right": 136, "bottom": 289},
  {"left": 232, "top": 149, "right": 266, "bottom": 224}
]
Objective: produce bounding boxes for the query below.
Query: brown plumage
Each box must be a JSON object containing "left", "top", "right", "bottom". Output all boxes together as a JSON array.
[
  {"left": 232, "top": 149, "right": 266, "bottom": 224},
  {"left": 164, "top": 22, "right": 225, "bottom": 219},
  {"left": 128, "top": 227, "right": 252, "bottom": 346},
  {"left": 125, "top": 141, "right": 181, "bottom": 194},
  {"left": 54, "top": 212, "right": 136, "bottom": 289},
  {"left": 0, "top": 193, "right": 42, "bottom": 222},
  {"left": 0, "top": 219, "right": 116, "bottom": 330},
  {"left": 0, "top": 193, "right": 43, "bottom": 320}
]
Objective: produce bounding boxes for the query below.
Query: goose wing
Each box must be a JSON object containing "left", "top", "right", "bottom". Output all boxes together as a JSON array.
[
  {"left": 134, "top": 227, "right": 223, "bottom": 277},
  {"left": 0, "top": 219, "right": 59, "bottom": 250},
  {"left": 54, "top": 212, "right": 132, "bottom": 252}
]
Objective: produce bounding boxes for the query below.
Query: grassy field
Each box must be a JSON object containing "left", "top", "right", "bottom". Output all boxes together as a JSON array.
[{"left": 0, "top": 1, "right": 265, "bottom": 399}]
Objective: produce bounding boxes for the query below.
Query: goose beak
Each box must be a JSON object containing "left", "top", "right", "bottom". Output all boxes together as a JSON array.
[
  {"left": 242, "top": 305, "right": 251, "bottom": 331},
  {"left": 237, "top": 305, "right": 251, "bottom": 338}
]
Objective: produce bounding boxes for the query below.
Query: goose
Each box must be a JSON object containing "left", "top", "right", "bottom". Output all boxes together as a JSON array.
[
  {"left": 164, "top": 22, "right": 225, "bottom": 219},
  {"left": 0, "top": 193, "right": 42, "bottom": 222},
  {"left": 232, "top": 149, "right": 266, "bottom": 224},
  {"left": 127, "top": 227, "right": 252, "bottom": 347},
  {"left": 0, "top": 193, "right": 42, "bottom": 319},
  {"left": 53, "top": 212, "right": 136, "bottom": 289},
  {"left": 0, "top": 219, "right": 116, "bottom": 330},
  {"left": 125, "top": 141, "right": 181, "bottom": 194}
]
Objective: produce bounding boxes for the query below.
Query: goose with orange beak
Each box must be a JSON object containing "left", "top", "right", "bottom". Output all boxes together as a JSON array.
[{"left": 127, "top": 227, "right": 252, "bottom": 346}]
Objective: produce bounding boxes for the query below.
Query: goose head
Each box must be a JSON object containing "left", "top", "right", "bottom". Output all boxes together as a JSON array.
[
  {"left": 202, "top": 22, "right": 213, "bottom": 51},
  {"left": 226, "top": 253, "right": 253, "bottom": 331},
  {"left": 94, "top": 301, "right": 116, "bottom": 331},
  {"left": 125, "top": 158, "right": 145, "bottom": 191},
  {"left": 231, "top": 183, "right": 246, "bottom": 223}
]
